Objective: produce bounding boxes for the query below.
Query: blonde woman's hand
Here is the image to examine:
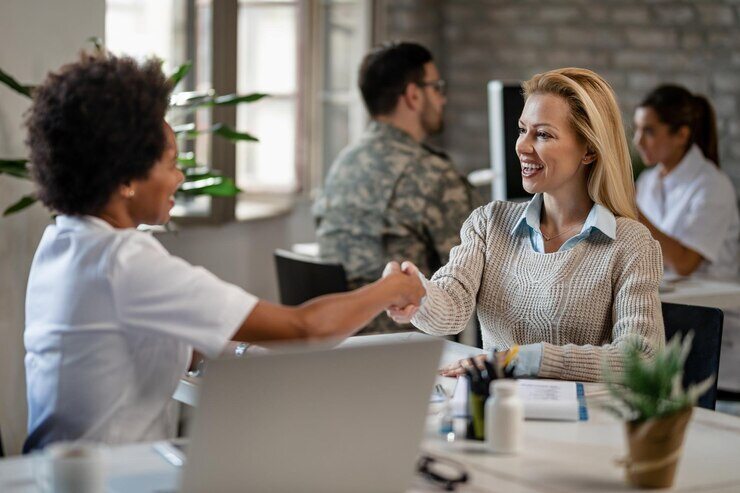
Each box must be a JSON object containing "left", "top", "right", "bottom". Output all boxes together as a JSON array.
[
  {"left": 438, "top": 351, "right": 513, "bottom": 378},
  {"left": 382, "top": 261, "right": 424, "bottom": 323}
]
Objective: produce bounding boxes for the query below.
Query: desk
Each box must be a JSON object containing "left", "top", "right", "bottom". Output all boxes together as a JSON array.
[
  {"left": 4, "top": 336, "right": 740, "bottom": 493},
  {"left": 660, "top": 277, "right": 740, "bottom": 310}
]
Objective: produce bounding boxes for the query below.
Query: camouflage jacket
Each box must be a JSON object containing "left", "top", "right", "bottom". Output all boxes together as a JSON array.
[{"left": 312, "top": 121, "right": 480, "bottom": 333}]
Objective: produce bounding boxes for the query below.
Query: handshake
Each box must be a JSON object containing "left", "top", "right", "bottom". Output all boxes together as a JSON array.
[{"left": 381, "top": 261, "right": 426, "bottom": 324}]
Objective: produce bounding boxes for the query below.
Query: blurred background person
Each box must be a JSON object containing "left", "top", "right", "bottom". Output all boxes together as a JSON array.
[
  {"left": 633, "top": 84, "right": 740, "bottom": 395},
  {"left": 313, "top": 41, "right": 479, "bottom": 334}
]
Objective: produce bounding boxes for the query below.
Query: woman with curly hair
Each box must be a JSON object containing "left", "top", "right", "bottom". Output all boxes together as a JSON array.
[{"left": 22, "top": 53, "right": 424, "bottom": 451}]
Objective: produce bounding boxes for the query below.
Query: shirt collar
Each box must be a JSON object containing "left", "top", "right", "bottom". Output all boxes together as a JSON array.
[
  {"left": 55, "top": 215, "right": 116, "bottom": 232},
  {"left": 660, "top": 144, "right": 705, "bottom": 190},
  {"left": 511, "top": 193, "right": 616, "bottom": 240},
  {"left": 366, "top": 120, "right": 421, "bottom": 149}
]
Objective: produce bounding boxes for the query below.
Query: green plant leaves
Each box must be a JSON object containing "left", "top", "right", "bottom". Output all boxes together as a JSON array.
[
  {"left": 0, "top": 68, "right": 33, "bottom": 98},
  {"left": 178, "top": 172, "right": 241, "bottom": 197},
  {"left": 168, "top": 62, "right": 193, "bottom": 87},
  {"left": 173, "top": 123, "right": 259, "bottom": 142},
  {"left": 202, "top": 93, "right": 268, "bottom": 107},
  {"left": 169, "top": 91, "right": 268, "bottom": 110},
  {"left": 3, "top": 194, "right": 37, "bottom": 216},
  {"left": 604, "top": 332, "right": 710, "bottom": 422},
  {"left": 0, "top": 159, "right": 30, "bottom": 179}
]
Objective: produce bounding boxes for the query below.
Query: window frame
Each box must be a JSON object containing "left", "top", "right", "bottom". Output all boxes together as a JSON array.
[{"left": 119, "top": 0, "right": 375, "bottom": 224}]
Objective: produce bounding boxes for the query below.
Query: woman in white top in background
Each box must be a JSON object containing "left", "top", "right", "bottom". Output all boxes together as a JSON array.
[
  {"left": 633, "top": 84, "right": 740, "bottom": 392},
  {"left": 385, "top": 68, "right": 664, "bottom": 382}
]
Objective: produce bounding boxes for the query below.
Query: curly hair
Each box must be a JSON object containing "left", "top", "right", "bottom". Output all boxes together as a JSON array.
[{"left": 26, "top": 52, "right": 172, "bottom": 215}]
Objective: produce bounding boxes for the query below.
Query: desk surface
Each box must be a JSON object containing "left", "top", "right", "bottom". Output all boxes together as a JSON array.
[
  {"left": 660, "top": 277, "right": 740, "bottom": 310},
  {"left": 3, "top": 335, "right": 740, "bottom": 492}
]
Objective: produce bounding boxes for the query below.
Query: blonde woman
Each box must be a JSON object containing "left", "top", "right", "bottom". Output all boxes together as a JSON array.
[{"left": 386, "top": 68, "right": 665, "bottom": 382}]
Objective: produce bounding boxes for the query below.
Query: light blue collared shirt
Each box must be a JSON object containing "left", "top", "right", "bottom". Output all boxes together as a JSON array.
[
  {"left": 512, "top": 193, "right": 617, "bottom": 253},
  {"left": 505, "top": 194, "right": 617, "bottom": 377}
]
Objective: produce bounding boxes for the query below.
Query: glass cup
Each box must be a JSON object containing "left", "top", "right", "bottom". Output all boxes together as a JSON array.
[{"left": 34, "top": 441, "right": 106, "bottom": 493}]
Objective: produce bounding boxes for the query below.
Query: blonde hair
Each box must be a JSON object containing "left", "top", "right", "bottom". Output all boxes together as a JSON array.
[{"left": 522, "top": 68, "right": 637, "bottom": 219}]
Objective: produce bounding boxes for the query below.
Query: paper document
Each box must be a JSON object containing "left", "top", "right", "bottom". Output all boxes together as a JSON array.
[{"left": 517, "top": 380, "right": 588, "bottom": 421}]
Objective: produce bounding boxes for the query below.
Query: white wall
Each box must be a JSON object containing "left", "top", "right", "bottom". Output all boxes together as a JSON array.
[{"left": 0, "top": 0, "right": 104, "bottom": 455}]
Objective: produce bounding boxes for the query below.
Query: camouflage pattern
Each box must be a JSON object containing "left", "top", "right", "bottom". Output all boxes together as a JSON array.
[{"left": 313, "top": 121, "right": 481, "bottom": 333}]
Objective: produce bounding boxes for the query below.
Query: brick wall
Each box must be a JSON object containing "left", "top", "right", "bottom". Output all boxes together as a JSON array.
[{"left": 379, "top": 0, "right": 740, "bottom": 191}]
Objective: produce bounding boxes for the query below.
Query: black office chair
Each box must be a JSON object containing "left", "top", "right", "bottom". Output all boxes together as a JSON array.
[
  {"left": 661, "top": 302, "right": 724, "bottom": 410},
  {"left": 274, "top": 249, "right": 348, "bottom": 306}
]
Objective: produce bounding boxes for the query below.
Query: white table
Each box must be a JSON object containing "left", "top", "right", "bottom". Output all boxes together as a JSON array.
[
  {"left": 3, "top": 387, "right": 740, "bottom": 492},
  {"left": 660, "top": 277, "right": 740, "bottom": 310},
  {"left": 4, "top": 336, "right": 740, "bottom": 492}
]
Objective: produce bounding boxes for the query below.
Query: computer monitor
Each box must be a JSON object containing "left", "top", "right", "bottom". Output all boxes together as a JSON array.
[{"left": 487, "top": 80, "right": 532, "bottom": 202}]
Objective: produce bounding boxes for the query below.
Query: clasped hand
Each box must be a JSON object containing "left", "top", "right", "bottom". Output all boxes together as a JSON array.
[{"left": 382, "top": 261, "right": 424, "bottom": 324}]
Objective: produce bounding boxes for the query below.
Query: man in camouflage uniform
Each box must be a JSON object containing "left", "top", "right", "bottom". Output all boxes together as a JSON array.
[{"left": 313, "top": 42, "right": 480, "bottom": 333}]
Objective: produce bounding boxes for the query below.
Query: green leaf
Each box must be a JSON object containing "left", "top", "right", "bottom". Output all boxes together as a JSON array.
[
  {"left": 173, "top": 123, "right": 259, "bottom": 142},
  {"left": 178, "top": 176, "right": 240, "bottom": 197},
  {"left": 0, "top": 159, "right": 30, "bottom": 179},
  {"left": 211, "top": 123, "right": 258, "bottom": 142},
  {"left": 0, "top": 68, "right": 33, "bottom": 98},
  {"left": 169, "top": 62, "right": 193, "bottom": 87},
  {"left": 203, "top": 93, "right": 269, "bottom": 107},
  {"left": 86, "top": 36, "right": 104, "bottom": 52},
  {"left": 3, "top": 194, "right": 37, "bottom": 216},
  {"left": 177, "top": 152, "right": 201, "bottom": 168}
]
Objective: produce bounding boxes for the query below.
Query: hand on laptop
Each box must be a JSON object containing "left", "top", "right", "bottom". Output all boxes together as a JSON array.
[{"left": 383, "top": 261, "right": 424, "bottom": 323}]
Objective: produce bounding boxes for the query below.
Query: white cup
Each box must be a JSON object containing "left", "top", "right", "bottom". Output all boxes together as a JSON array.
[{"left": 34, "top": 441, "right": 106, "bottom": 493}]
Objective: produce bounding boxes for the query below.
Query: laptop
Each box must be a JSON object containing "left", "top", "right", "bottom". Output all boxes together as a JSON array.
[{"left": 177, "top": 336, "right": 444, "bottom": 493}]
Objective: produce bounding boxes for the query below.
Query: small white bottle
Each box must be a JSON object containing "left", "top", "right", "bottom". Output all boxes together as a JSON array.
[{"left": 485, "top": 379, "right": 523, "bottom": 454}]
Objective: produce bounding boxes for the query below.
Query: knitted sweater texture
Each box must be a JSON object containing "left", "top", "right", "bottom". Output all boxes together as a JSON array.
[{"left": 412, "top": 201, "right": 665, "bottom": 382}]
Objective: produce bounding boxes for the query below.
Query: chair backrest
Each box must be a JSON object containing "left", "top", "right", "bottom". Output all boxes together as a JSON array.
[
  {"left": 661, "top": 302, "right": 723, "bottom": 410},
  {"left": 274, "top": 249, "right": 348, "bottom": 306}
]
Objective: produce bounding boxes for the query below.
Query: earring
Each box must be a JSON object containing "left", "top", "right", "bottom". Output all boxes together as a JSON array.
[{"left": 127, "top": 189, "right": 135, "bottom": 198}]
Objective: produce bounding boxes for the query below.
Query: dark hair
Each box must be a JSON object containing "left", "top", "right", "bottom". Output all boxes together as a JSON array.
[
  {"left": 639, "top": 84, "right": 719, "bottom": 167},
  {"left": 26, "top": 52, "right": 173, "bottom": 215},
  {"left": 358, "top": 41, "right": 433, "bottom": 116}
]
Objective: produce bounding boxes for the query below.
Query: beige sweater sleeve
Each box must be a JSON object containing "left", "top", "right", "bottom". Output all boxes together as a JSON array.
[
  {"left": 538, "top": 236, "right": 665, "bottom": 382},
  {"left": 411, "top": 206, "right": 487, "bottom": 335}
]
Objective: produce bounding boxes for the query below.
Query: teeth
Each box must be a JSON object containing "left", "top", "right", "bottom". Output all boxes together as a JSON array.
[{"left": 522, "top": 164, "right": 543, "bottom": 170}]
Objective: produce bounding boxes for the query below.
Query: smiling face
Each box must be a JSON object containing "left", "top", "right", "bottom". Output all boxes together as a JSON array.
[
  {"left": 632, "top": 106, "right": 689, "bottom": 168},
  {"left": 127, "top": 123, "right": 184, "bottom": 226},
  {"left": 516, "top": 93, "right": 593, "bottom": 197}
]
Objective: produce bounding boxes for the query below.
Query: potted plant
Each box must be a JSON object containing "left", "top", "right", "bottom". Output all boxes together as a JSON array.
[
  {"left": 604, "top": 333, "right": 714, "bottom": 489},
  {"left": 0, "top": 40, "right": 265, "bottom": 217}
]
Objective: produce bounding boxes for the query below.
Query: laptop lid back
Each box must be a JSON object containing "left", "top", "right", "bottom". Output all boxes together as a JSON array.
[{"left": 180, "top": 336, "right": 444, "bottom": 493}]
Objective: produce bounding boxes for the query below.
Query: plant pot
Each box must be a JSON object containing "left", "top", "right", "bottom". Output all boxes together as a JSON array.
[{"left": 623, "top": 407, "right": 692, "bottom": 489}]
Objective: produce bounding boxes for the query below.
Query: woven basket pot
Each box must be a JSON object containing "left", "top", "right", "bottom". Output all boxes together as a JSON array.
[{"left": 624, "top": 407, "right": 692, "bottom": 488}]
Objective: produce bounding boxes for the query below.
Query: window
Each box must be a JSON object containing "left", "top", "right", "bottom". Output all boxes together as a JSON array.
[{"left": 105, "top": 0, "right": 371, "bottom": 222}]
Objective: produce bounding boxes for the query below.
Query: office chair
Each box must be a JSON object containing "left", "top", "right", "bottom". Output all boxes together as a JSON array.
[
  {"left": 661, "top": 302, "right": 724, "bottom": 410},
  {"left": 273, "top": 249, "right": 348, "bottom": 306}
]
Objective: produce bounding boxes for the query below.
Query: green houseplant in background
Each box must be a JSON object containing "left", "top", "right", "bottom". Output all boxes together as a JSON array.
[
  {"left": 604, "top": 333, "right": 714, "bottom": 489},
  {"left": 0, "top": 41, "right": 265, "bottom": 217}
]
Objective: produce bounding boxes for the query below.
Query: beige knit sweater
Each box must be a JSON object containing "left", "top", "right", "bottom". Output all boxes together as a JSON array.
[{"left": 412, "top": 201, "right": 665, "bottom": 382}]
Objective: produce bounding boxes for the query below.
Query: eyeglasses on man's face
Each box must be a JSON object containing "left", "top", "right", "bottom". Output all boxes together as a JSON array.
[{"left": 419, "top": 79, "right": 447, "bottom": 96}]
